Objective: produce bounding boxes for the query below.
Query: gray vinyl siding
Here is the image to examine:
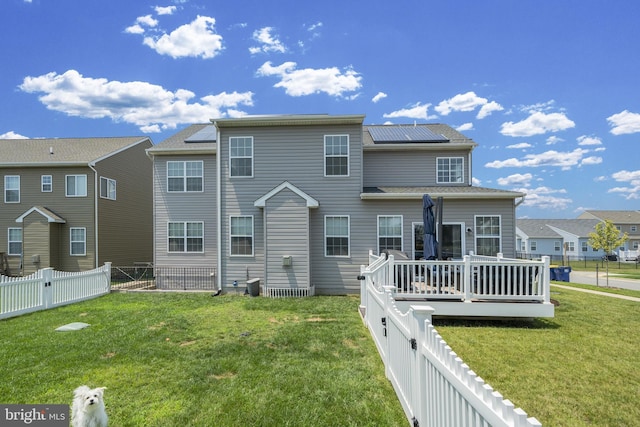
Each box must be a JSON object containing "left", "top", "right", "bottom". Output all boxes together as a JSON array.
[
  {"left": 363, "top": 150, "right": 472, "bottom": 187},
  {"left": 152, "top": 154, "right": 217, "bottom": 268},
  {"left": 219, "top": 124, "right": 363, "bottom": 290},
  {"left": 263, "top": 189, "right": 309, "bottom": 289},
  {"left": 94, "top": 139, "right": 153, "bottom": 266}
]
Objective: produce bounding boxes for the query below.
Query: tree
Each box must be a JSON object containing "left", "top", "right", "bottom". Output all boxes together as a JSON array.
[{"left": 587, "top": 219, "right": 628, "bottom": 287}]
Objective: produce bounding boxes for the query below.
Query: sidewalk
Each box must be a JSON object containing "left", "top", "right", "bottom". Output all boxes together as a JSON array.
[
  {"left": 552, "top": 269, "right": 640, "bottom": 302},
  {"left": 551, "top": 283, "right": 640, "bottom": 302}
]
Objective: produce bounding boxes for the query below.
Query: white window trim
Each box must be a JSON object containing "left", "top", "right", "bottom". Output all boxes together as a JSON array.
[
  {"left": 100, "top": 177, "right": 117, "bottom": 200},
  {"left": 530, "top": 240, "right": 537, "bottom": 251},
  {"left": 324, "top": 215, "right": 350, "bottom": 257},
  {"left": 8, "top": 227, "right": 22, "bottom": 256},
  {"left": 166, "top": 161, "right": 204, "bottom": 193},
  {"left": 324, "top": 134, "right": 350, "bottom": 177},
  {"left": 65, "top": 174, "right": 87, "bottom": 197},
  {"left": 436, "top": 157, "right": 464, "bottom": 184},
  {"left": 167, "top": 221, "right": 205, "bottom": 253},
  {"left": 474, "top": 215, "right": 502, "bottom": 255},
  {"left": 41, "top": 175, "right": 52, "bottom": 193},
  {"left": 229, "top": 137, "right": 254, "bottom": 178},
  {"left": 70, "top": 227, "right": 87, "bottom": 256},
  {"left": 230, "top": 215, "right": 254, "bottom": 257},
  {"left": 377, "top": 215, "right": 403, "bottom": 254},
  {"left": 4, "top": 175, "right": 20, "bottom": 203}
]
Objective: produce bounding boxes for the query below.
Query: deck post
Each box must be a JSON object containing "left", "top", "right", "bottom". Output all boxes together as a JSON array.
[
  {"left": 463, "top": 255, "right": 473, "bottom": 302},
  {"left": 541, "top": 256, "right": 551, "bottom": 303}
]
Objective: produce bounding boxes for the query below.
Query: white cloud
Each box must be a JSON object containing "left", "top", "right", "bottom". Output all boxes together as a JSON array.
[
  {"left": 607, "top": 110, "right": 640, "bottom": 135},
  {"left": 125, "top": 24, "right": 146, "bottom": 35},
  {"left": 249, "top": 27, "right": 286, "bottom": 54},
  {"left": 515, "top": 186, "right": 572, "bottom": 210},
  {"left": 608, "top": 170, "right": 640, "bottom": 199},
  {"left": 19, "top": 69, "right": 253, "bottom": 132},
  {"left": 506, "top": 142, "right": 532, "bottom": 149},
  {"left": 137, "top": 15, "right": 158, "bottom": 27},
  {"left": 580, "top": 156, "right": 602, "bottom": 166},
  {"left": 383, "top": 103, "right": 437, "bottom": 120},
  {"left": 456, "top": 123, "right": 474, "bottom": 131},
  {"left": 500, "top": 111, "right": 575, "bottom": 137},
  {"left": 0, "top": 131, "right": 28, "bottom": 139},
  {"left": 472, "top": 177, "right": 482, "bottom": 186},
  {"left": 257, "top": 61, "right": 362, "bottom": 97},
  {"left": 577, "top": 135, "right": 602, "bottom": 146},
  {"left": 434, "top": 91, "right": 503, "bottom": 119},
  {"left": 372, "top": 92, "right": 387, "bottom": 103},
  {"left": 485, "top": 148, "right": 589, "bottom": 170},
  {"left": 497, "top": 173, "right": 533, "bottom": 186},
  {"left": 155, "top": 6, "right": 177, "bottom": 15},
  {"left": 477, "top": 101, "right": 504, "bottom": 119},
  {"left": 545, "top": 135, "right": 563, "bottom": 145},
  {"left": 143, "top": 16, "right": 223, "bottom": 59}
]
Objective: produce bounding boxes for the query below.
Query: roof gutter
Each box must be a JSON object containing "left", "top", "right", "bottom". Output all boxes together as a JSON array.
[{"left": 360, "top": 192, "right": 524, "bottom": 200}]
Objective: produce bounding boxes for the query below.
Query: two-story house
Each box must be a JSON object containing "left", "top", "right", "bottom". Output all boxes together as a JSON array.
[
  {"left": 1, "top": 137, "right": 153, "bottom": 276},
  {"left": 578, "top": 210, "right": 640, "bottom": 256},
  {"left": 516, "top": 218, "right": 604, "bottom": 261},
  {"left": 147, "top": 114, "right": 524, "bottom": 295}
]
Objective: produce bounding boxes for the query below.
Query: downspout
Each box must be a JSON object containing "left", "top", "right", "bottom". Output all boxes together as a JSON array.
[
  {"left": 515, "top": 195, "right": 526, "bottom": 207},
  {"left": 145, "top": 150, "right": 157, "bottom": 269},
  {"left": 215, "top": 122, "right": 222, "bottom": 292},
  {"left": 88, "top": 162, "right": 99, "bottom": 268}
]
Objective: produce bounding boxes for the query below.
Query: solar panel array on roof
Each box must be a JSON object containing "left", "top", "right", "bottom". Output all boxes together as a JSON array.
[
  {"left": 367, "top": 126, "right": 448, "bottom": 143},
  {"left": 185, "top": 126, "right": 217, "bottom": 142}
]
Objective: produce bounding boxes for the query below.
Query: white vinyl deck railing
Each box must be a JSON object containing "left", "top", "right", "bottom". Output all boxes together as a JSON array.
[
  {"left": 0, "top": 263, "right": 111, "bottom": 320},
  {"left": 359, "top": 253, "right": 544, "bottom": 426},
  {"left": 384, "top": 253, "right": 550, "bottom": 303}
]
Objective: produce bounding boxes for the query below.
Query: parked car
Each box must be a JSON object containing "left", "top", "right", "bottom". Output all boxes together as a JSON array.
[{"left": 603, "top": 254, "right": 618, "bottom": 261}]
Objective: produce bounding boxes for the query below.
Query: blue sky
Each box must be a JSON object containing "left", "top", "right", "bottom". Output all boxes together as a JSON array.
[{"left": 2, "top": 0, "right": 640, "bottom": 219}]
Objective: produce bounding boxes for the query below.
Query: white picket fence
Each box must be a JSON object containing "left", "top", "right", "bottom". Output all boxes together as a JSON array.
[
  {"left": 360, "top": 256, "right": 542, "bottom": 427},
  {"left": 0, "top": 263, "right": 111, "bottom": 320}
]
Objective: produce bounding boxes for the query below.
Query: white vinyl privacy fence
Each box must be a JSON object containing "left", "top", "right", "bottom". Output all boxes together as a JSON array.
[
  {"left": 0, "top": 263, "right": 111, "bottom": 320},
  {"left": 360, "top": 255, "right": 542, "bottom": 427}
]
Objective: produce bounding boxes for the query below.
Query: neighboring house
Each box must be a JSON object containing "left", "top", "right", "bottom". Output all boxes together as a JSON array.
[
  {"left": 1, "top": 137, "right": 154, "bottom": 276},
  {"left": 147, "top": 114, "right": 524, "bottom": 295},
  {"left": 516, "top": 218, "right": 604, "bottom": 261},
  {"left": 578, "top": 210, "right": 640, "bottom": 254}
]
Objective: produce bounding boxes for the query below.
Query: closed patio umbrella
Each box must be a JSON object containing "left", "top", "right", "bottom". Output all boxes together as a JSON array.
[{"left": 422, "top": 194, "right": 438, "bottom": 260}]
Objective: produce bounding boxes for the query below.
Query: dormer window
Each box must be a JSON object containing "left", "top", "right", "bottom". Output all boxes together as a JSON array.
[{"left": 437, "top": 157, "right": 464, "bottom": 183}]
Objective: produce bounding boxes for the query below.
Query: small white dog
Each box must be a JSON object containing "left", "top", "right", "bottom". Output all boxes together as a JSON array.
[{"left": 71, "top": 385, "right": 108, "bottom": 427}]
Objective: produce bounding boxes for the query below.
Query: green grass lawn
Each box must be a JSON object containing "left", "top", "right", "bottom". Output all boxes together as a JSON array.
[
  {"left": 0, "top": 293, "right": 406, "bottom": 427},
  {"left": 435, "top": 285, "right": 640, "bottom": 427}
]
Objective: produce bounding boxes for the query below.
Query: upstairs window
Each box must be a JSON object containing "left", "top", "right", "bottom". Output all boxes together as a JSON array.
[
  {"left": 100, "top": 177, "right": 117, "bottom": 200},
  {"left": 530, "top": 240, "right": 537, "bottom": 251},
  {"left": 230, "top": 137, "right": 253, "bottom": 177},
  {"left": 378, "top": 215, "right": 403, "bottom": 253},
  {"left": 582, "top": 241, "right": 588, "bottom": 252},
  {"left": 324, "top": 135, "right": 349, "bottom": 176},
  {"left": 4, "top": 176, "right": 20, "bottom": 203},
  {"left": 41, "top": 175, "right": 52, "bottom": 192},
  {"left": 475, "top": 215, "right": 501, "bottom": 256},
  {"left": 167, "top": 161, "right": 203, "bottom": 192},
  {"left": 66, "top": 175, "right": 87, "bottom": 197},
  {"left": 437, "top": 157, "right": 464, "bottom": 183}
]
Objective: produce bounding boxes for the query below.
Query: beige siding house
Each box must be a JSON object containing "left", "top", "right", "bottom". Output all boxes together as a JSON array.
[
  {"left": 0, "top": 137, "right": 153, "bottom": 275},
  {"left": 148, "top": 115, "right": 524, "bottom": 295}
]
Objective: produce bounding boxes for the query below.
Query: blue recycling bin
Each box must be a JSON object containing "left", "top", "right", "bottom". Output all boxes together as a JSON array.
[
  {"left": 549, "top": 267, "right": 558, "bottom": 281},
  {"left": 557, "top": 266, "right": 571, "bottom": 282}
]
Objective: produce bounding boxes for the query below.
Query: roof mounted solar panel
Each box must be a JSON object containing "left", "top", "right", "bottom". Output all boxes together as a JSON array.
[
  {"left": 367, "top": 126, "right": 448, "bottom": 143},
  {"left": 185, "top": 126, "right": 217, "bottom": 142}
]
